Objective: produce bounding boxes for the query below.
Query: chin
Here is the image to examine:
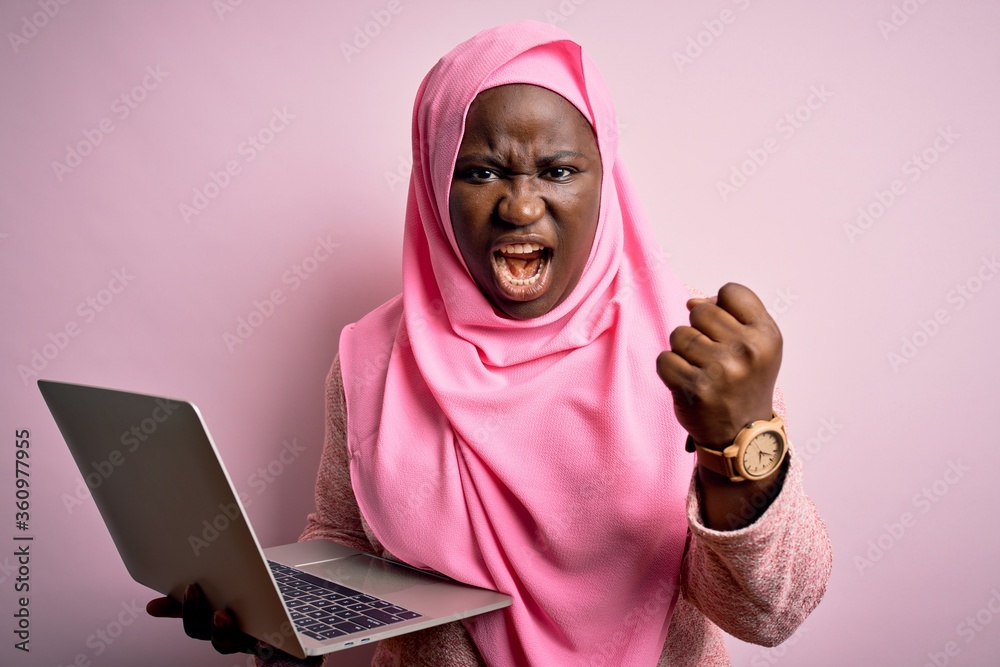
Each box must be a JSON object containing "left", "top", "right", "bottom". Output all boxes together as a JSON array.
[{"left": 491, "top": 292, "right": 564, "bottom": 320}]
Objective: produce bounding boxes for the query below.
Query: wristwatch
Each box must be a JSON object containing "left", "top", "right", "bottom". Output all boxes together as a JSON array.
[{"left": 686, "top": 414, "right": 788, "bottom": 482}]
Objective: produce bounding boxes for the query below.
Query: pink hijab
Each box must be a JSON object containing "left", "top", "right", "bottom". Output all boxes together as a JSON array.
[{"left": 339, "top": 20, "right": 694, "bottom": 665}]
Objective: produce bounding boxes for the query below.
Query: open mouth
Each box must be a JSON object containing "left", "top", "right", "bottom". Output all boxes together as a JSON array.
[{"left": 490, "top": 243, "right": 553, "bottom": 300}]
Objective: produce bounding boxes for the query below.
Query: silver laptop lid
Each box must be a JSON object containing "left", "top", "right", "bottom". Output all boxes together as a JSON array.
[
  {"left": 38, "top": 379, "right": 307, "bottom": 657},
  {"left": 39, "top": 379, "right": 513, "bottom": 658}
]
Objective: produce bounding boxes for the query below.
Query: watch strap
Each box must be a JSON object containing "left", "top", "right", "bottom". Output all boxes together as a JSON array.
[{"left": 692, "top": 439, "right": 740, "bottom": 480}]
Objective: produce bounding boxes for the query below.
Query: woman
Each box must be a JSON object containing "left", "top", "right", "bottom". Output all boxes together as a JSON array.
[{"left": 150, "top": 20, "right": 831, "bottom": 666}]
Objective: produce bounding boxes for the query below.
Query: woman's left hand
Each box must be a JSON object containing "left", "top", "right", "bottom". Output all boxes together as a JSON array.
[{"left": 656, "top": 282, "right": 782, "bottom": 448}]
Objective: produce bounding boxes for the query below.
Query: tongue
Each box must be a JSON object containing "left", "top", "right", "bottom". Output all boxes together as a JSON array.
[{"left": 505, "top": 256, "right": 540, "bottom": 279}]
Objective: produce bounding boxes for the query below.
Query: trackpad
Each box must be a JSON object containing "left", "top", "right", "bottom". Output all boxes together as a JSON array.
[
  {"left": 301, "top": 554, "right": 447, "bottom": 597},
  {"left": 263, "top": 539, "right": 359, "bottom": 566}
]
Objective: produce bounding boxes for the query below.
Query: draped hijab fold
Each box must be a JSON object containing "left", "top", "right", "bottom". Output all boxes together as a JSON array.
[{"left": 339, "top": 20, "right": 695, "bottom": 665}]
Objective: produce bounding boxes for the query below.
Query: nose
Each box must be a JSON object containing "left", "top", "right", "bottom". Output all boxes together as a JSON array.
[{"left": 497, "top": 176, "right": 545, "bottom": 226}]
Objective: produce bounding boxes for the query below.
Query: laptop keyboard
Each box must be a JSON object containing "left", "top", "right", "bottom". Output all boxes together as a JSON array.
[{"left": 268, "top": 560, "right": 422, "bottom": 641}]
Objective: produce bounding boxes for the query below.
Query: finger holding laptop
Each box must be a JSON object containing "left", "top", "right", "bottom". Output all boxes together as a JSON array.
[{"left": 146, "top": 583, "right": 263, "bottom": 656}]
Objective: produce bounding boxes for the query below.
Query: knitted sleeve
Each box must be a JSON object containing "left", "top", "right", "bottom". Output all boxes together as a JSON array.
[
  {"left": 679, "top": 437, "right": 833, "bottom": 647},
  {"left": 673, "top": 284, "right": 832, "bottom": 648},
  {"left": 295, "top": 355, "right": 378, "bottom": 554}
]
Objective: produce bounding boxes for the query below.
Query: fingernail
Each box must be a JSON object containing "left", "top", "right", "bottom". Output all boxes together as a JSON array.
[{"left": 213, "top": 612, "right": 225, "bottom": 629}]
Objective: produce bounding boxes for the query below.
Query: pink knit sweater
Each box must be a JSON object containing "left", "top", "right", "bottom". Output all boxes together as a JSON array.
[{"left": 261, "top": 356, "right": 831, "bottom": 666}]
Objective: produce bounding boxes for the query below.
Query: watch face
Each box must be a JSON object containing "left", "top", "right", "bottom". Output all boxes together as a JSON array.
[{"left": 742, "top": 431, "right": 781, "bottom": 477}]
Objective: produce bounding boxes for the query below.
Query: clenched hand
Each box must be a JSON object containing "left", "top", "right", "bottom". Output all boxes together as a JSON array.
[{"left": 656, "top": 283, "right": 782, "bottom": 449}]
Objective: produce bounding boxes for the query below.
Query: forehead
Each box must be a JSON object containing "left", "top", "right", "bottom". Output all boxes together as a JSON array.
[{"left": 460, "top": 84, "right": 597, "bottom": 153}]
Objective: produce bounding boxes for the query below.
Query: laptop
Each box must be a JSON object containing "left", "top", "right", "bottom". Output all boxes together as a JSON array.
[{"left": 38, "top": 379, "right": 512, "bottom": 660}]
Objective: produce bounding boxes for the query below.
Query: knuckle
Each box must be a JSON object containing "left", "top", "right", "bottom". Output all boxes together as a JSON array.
[
  {"left": 727, "top": 339, "right": 750, "bottom": 359},
  {"left": 771, "top": 322, "right": 784, "bottom": 349},
  {"left": 655, "top": 352, "right": 674, "bottom": 378},
  {"left": 690, "top": 372, "right": 712, "bottom": 396},
  {"left": 720, "top": 354, "right": 743, "bottom": 376},
  {"left": 738, "top": 328, "right": 771, "bottom": 358},
  {"left": 688, "top": 307, "right": 717, "bottom": 332},
  {"left": 668, "top": 326, "right": 686, "bottom": 348},
  {"left": 674, "top": 377, "right": 701, "bottom": 403},
  {"left": 689, "top": 301, "right": 712, "bottom": 318}
]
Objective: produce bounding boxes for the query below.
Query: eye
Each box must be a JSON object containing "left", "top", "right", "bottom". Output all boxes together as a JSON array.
[
  {"left": 544, "top": 166, "right": 577, "bottom": 181},
  {"left": 458, "top": 168, "right": 500, "bottom": 183}
]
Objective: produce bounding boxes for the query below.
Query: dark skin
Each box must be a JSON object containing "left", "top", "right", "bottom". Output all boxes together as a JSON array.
[
  {"left": 449, "top": 84, "right": 602, "bottom": 320},
  {"left": 146, "top": 584, "right": 260, "bottom": 656},
  {"left": 656, "top": 285, "right": 787, "bottom": 530},
  {"left": 148, "top": 83, "right": 787, "bottom": 653}
]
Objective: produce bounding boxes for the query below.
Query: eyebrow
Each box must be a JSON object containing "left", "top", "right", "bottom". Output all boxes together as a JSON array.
[{"left": 454, "top": 150, "right": 588, "bottom": 168}]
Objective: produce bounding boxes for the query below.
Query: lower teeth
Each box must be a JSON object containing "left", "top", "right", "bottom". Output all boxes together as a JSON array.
[{"left": 498, "top": 255, "right": 545, "bottom": 286}]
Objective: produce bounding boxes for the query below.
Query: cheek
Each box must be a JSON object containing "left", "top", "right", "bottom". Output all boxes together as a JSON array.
[
  {"left": 564, "top": 182, "right": 601, "bottom": 262},
  {"left": 449, "top": 189, "right": 475, "bottom": 243},
  {"left": 448, "top": 188, "right": 465, "bottom": 235},
  {"left": 449, "top": 187, "right": 492, "bottom": 267}
]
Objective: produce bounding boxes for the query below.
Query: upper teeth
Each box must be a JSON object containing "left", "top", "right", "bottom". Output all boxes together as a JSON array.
[{"left": 499, "top": 243, "right": 544, "bottom": 254}]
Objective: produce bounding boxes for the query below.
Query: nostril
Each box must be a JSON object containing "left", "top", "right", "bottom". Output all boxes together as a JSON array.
[{"left": 499, "top": 194, "right": 545, "bottom": 225}]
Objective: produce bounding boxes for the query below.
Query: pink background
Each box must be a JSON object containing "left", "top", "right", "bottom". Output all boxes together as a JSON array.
[{"left": 3, "top": 1, "right": 999, "bottom": 665}]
